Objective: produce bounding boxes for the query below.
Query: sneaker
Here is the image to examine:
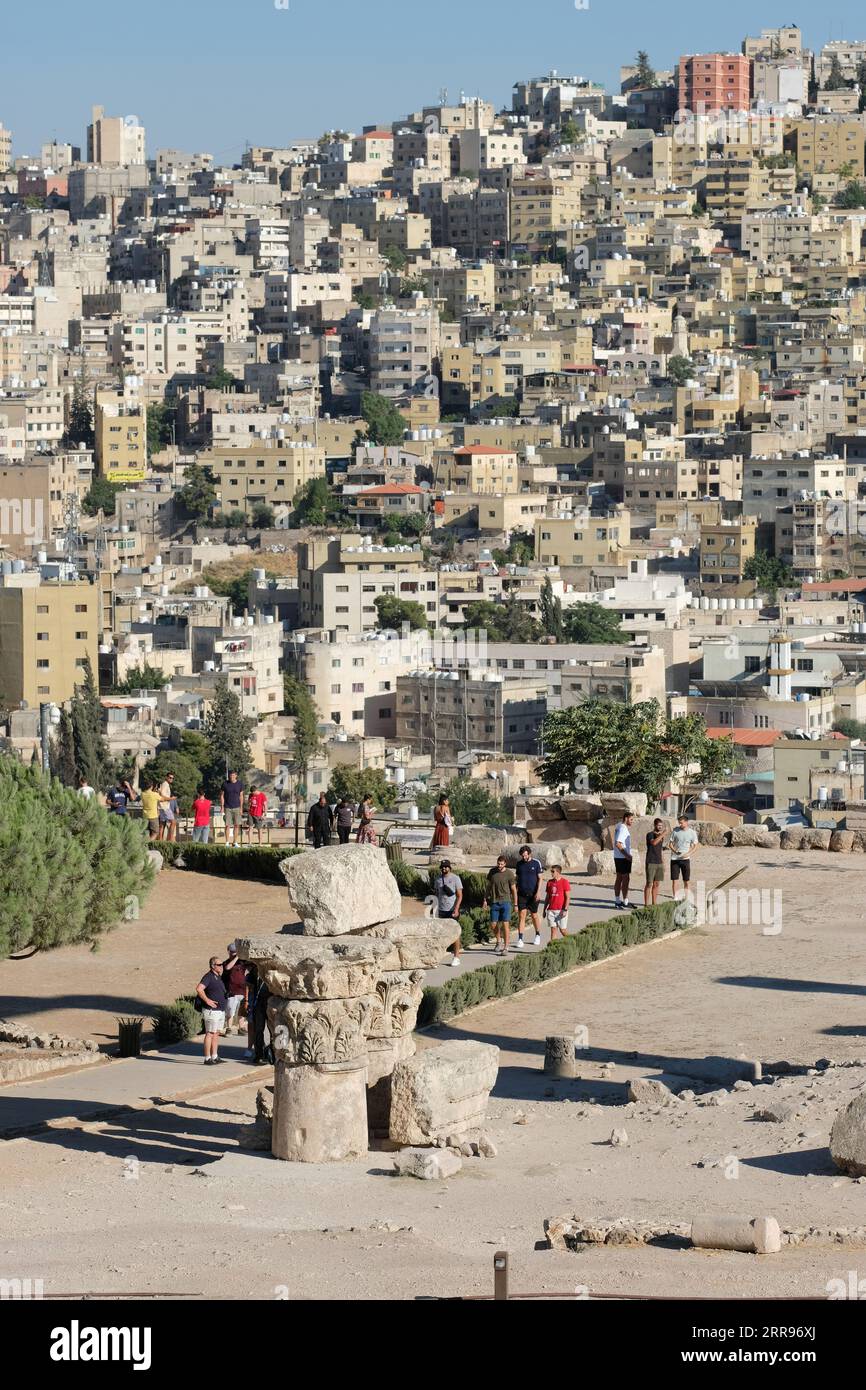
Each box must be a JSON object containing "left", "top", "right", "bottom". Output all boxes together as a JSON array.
[
  {"left": 533, "top": 934, "right": 542, "bottom": 946},
  {"left": 243, "top": 1048, "right": 254, "bottom": 1058},
  {"left": 212, "top": 1055, "right": 226, "bottom": 1064},
  {"left": 516, "top": 938, "right": 525, "bottom": 950},
  {"left": 614, "top": 899, "right": 623, "bottom": 909},
  {"left": 204, "top": 1057, "right": 213, "bottom": 1065},
  {"left": 450, "top": 956, "right": 461, "bottom": 968},
  {"left": 622, "top": 901, "right": 634, "bottom": 910}
]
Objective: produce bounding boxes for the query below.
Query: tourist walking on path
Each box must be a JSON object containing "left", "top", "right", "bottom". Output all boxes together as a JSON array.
[
  {"left": 307, "top": 792, "right": 333, "bottom": 848},
  {"left": 222, "top": 944, "right": 248, "bottom": 1036},
  {"left": 484, "top": 855, "right": 517, "bottom": 955},
  {"left": 247, "top": 787, "right": 267, "bottom": 845},
  {"left": 668, "top": 814, "right": 699, "bottom": 902},
  {"left": 221, "top": 771, "right": 244, "bottom": 847},
  {"left": 356, "top": 794, "right": 377, "bottom": 845},
  {"left": 432, "top": 858, "right": 463, "bottom": 967},
  {"left": 644, "top": 818, "right": 666, "bottom": 907},
  {"left": 140, "top": 782, "right": 160, "bottom": 841},
  {"left": 192, "top": 790, "right": 212, "bottom": 843},
  {"left": 335, "top": 798, "right": 354, "bottom": 843},
  {"left": 430, "top": 795, "right": 453, "bottom": 850},
  {"left": 543, "top": 865, "right": 571, "bottom": 939},
  {"left": 196, "top": 956, "right": 227, "bottom": 1065},
  {"left": 515, "top": 845, "right": 544, "bottom": 948},
  {"left": 613, "top": 812, "right": 635, "bottom": 910}
]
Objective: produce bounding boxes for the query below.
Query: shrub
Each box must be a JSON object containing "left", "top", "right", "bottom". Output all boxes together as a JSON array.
[
  {"left": 152, "top": 998, "right": 200, "bottom": 1043},
  {"left": 390, "top": 859, "right": 430, "bottom": 899},
  {"left": 0, "top": 759, "right": 154, "bottom": 960},
  {"left": 151, "top": 841, "right": 182, "bottom": 867},
  {"left": 177, "top": 844, "right": 302, "bottom": 882}
]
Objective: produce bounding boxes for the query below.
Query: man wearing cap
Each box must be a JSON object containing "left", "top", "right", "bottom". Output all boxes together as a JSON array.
[
  {"left": 222, "top": 944, "right": 249, "bottom": 1037},
  {"left": 432, "top": 858, "right": 463, "bottom": 969}
]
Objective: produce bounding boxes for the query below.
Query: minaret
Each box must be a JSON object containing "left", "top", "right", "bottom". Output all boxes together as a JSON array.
[{"left": 767, "top": 630, "right": 793, "bottom": 702}]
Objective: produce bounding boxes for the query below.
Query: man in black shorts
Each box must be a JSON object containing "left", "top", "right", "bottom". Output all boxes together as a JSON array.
[
  {"left": 668, "top": 815, "right": 699, "bottom": 901},
  {"left": 514, "top": 845, "right": 543, "bottom": 948}
]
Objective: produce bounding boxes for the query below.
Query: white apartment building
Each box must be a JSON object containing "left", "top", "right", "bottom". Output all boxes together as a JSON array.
[
  {"left": 290, "top": 627, "right": 431, "bottom": 735},
  {"left": 87, "top": 106, "right": 146, "bottom": 166},
  {"left": 369, "top": 309, "right": 436, "bottom": 399}
]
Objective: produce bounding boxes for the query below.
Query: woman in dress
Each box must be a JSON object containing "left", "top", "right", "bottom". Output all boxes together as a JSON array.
[
  {"left": 356, "top": 794, "right": 377, "bottom": 845},
  {"left": 430, "top": 795, "right": 453, "bottom": 849}
]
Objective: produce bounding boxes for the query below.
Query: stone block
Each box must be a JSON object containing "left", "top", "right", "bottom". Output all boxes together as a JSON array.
[
  {"left": 697, "top": 821, "right": 730, "bottom": 847},
  {"left": 559, "top": 794, "right": 603, "bottom": 822},
  {"left": 523, "top": 798, "right": 566, "bottom": 823},
  {"left": 830, "top": 831, "right": 855, "bottom": 853},
  {"left": 392, "top": 1147, "right": 463, "bottom": 1180},
  {"left": 532, "top": 821, "right": 603, "bottom": 848},
  {"left": 272, "top": 1058, "right": 369, "bottom": 1163},
  {"left": 367, "top": 1034, "right": 416, "bottom": 1135},
  {"left": 353, "top": 918, "right": 458, "bottom": 971},
  {"left": 600, "top": 792, "right": 648, "bottom": 818},
  {"left": 830, "top": 1092, "right": 866, "bottom": 1177},
  {"left": 449, "top": 824, "right": 525, "bottom": 855},
  {"left": 628, "top": 1077, "right": 675, "bottom": 1106},
  {"left": 268, "top": 995, "right": 374, "bottom": 1064},
  {"left": 280, "top": 844, "right": 401, "bottom": 935},
  {"left": 237, "top": 935, "right": 392, "bottom": 1001},
  {"left": 389, "top": 1040, "right": 500, "bottom": 1146},
  {"left": 587, "top": 849, "right": 642, "bottom": 877},
  {"left": 729, "top": 825, "right": 778, "bottom": 848}
]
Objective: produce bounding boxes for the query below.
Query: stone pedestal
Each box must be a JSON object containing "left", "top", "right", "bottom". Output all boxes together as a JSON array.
[
  {"left": 544, "top": 1036, "right": 576, "bottom": 1078},
  {"left": 272, "top": 1057, "right": 369, "bottom": 1163}
]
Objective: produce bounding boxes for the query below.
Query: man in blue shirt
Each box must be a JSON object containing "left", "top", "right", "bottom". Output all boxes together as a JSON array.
[{"left": 515, "top": 845, "right": 544, "bottom": 949}]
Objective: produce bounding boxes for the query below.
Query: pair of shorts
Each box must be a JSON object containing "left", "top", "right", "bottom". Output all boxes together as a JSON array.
[
  {"left": 158, "top": 811, "right": 174, "bottom": 824},
  {"left": 226, "top": 994, "right": 244, "bottom": 1021},
  {"left": 645, "top": 863, "right": 665, "bottom": 884},
  {"left": 671, "top": 859, "right": 691, "bottom": 882},
  {"left": 517, "top": 894, "right": 539, "bottom": 913},
  {"left": 224, "top": 807, "right": 242, "bottom": 827},
  {"left": 248, "top": 813, "right": 263, "bottom": 825},
  {"left": 489, "top": 900, "right": 511, "bottom": 923},
  {"left": 202, "top": 1009, "right": 225, "bottom": 1034},
  {"left": 613, "top": 857, "right": 633, "bottom": 875},
  {"left": 547, "top": 908, "right": 569, "bottom": 933},
  {"left": 147, "top": 818, "right": 159, "bottom": 835}
]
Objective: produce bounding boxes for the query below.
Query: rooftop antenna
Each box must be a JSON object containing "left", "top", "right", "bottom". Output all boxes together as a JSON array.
[
  {"left": 62, "top": 492, "right": 83, "bottom": 575},
  {"left": 439, "top": 87, "right": 448, "bottom": 106}
]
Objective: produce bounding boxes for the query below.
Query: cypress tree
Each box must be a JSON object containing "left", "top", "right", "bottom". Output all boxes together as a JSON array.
[
  {"left": 202, "top": 676, "right": 255, "bottom": 794},
  {"left": 50, "top": 708, "right": 78, "bottom": 786},
  {"left": 71, "top": 657, "right": 112, "bottom": 790}
]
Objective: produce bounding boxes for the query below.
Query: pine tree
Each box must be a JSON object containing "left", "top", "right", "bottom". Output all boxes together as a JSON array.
[
  {"left": 540, "top": 577, "right": 564, "bottom": 641},
  {"left": 70, "top": 657, "right": 112, "bottom": 791},
  {"left": 203, "top": 676, "right": 255, "bottom": 793},
  {"left": 283, "top": 675, "right": 322, "bottom": 788},
  {"left": 65, "top": 372, "right": 95, "bottom": 449}
]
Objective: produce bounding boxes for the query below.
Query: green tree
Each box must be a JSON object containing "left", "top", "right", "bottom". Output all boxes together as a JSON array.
[
  {"left": 0, "top": 759, "right": 154, "bottom": 960},
  {"left": 559, "top": 118, "right": 581, "bottom": 145},
  {"left": 353, "top": 290, "right": 377, "bottom": 310},
  {"left": 206, "top": 366, "right": 240, "bottom": 391},
  {"left": 361, "top": 391, "right": 407, "bottom": 447},
  {"left": 50, "top": 707, "right": 77, "bottom": 787},
  {"left": 177, "top": 462, "right": 217, "bottom": 520},
  {"left": 70, "top": 658, "right": 112, "bottom": 791},
  {"left": 540, "top": 576, "right": 563, "bottom": 641},
  {"left": 111, "top": 664, "right": 169, "bottom": 694},
  {"left": 668, "top": 354, "right": 695, "bottom": 385},
  {"left": 382, "top": 245, "right": 407, "bottom": 271},
  {"left": 291, "top": 476, "right": 348, "bottom": 528},
  {"left": 562, "top": 604, "right": 628, "bottom": 644},
  {"left": 491, "top": 530, "right": 534, "bottom": 568},
  {"left": 250, "top": 502, "right": 275, "bottom": 528},
  {"left": 635, "top": 50, "right": 657, "bottom": 87},
  {"left": 329, "top": 764, "right": 397, "bottom": 810},
  {"left": 833, "top": 717, "right": 866, "bottom": 741},
  {"left": 416, "top": 776, "right": 508, "bottom": 825},
  {"left": 374, "top": 594, "right": 428, "bottom": 631},
  {"left": 743, "top": 551, "right": 794, "bottom": 600},
  {"left": 462, "top": 595, "right": 542, "bottom": 642},
  {"left": 825, "top": 54, "right": 848, "bottom": 91},
  {"left": 146, "top": 400, "right": 177, "bottom": 458},
  {"left": 82, "top": 477, "right": 121, "bottom": 517},
  {"left": 202, "top": 676, "right": 255, "bottom": 792},
  {"left": 539, "top": 699, "right": 733, "bottom": 803},
  {"left": 65, "top": 374, "right": 95, "bottom": 449},
  {"left": 142, "top": 750, "right": 200, "bottom": 815},
  {"left": 178, "top": 729, "right": 211, "bottom": 771},
  {"left": 837, "top": 180, "right": 866, "bottom": 209},
  {"left": 283, "top": 675, "right": 322, "bottom": 787}
]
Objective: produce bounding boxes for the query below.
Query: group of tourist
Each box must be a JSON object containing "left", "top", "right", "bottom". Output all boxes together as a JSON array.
[
  {"left": 195, "top": 944, "right": 273, "bottom": 1066},
  {"left": 612, "top": 812, "right": 699, "bottom": 910},
  {"left": 305, "top": 792, "right": 378, "bottom": 847},
  {"left": 430, "top": 845, "right": 572, "bottom": 964},
  {"left": 82, "top": 769, "right": 269, "bottom": 846}
]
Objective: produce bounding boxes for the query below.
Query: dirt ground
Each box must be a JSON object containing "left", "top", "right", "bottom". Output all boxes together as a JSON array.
[{"left": 2, "top": 846, "right": 866, "bottom": 1300}]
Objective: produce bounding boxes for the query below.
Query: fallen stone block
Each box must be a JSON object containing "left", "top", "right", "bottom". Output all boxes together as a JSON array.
[
  {"left": 280, "top": 844, "right": 401, "bottom": 935},
  {"left": 523, "top": 799, "right": 566, "bottom": 823},
  {"left": 691, "top": 1215, "right": 781, "bottom": 1255},
  {"left": 532, "top": 821, "right": 603, "bottom": 849},
  {"left": 389, "top": 1040, "right": 500, "bottom": 1146},
  {"left": 830, "top": 1092, "right": 866, "bottom": 1177},
  {"left": 353, "top": 918, "right": 458, "bottom": 971},
  {"left": 729, "top": 826, "right": 778, "bottom": 849},
  {"left": 609, "top": 1128, "right": 629, "bottom": 1147},
  {"left": 696, "top": 821, "right": 730, "bottom": 847},
  {"left": 628, "top": 1078, "right": 675, "bottom": 1106},
  {"left": 559, "top": 794, "right": 603, "bottom": 823},
  {"left": 147, "top": 849, "right": 164, "bottom": 872},
  {"left": 754, "top": 1101, "right": 800, "bottom": 1123},
  {"left": 600, "top": 792, "right": 648, "bottom": 818},
  {"left": 660, "top": 1055, "right": 761, "bottom": 1086},
  {"left": 830, "top": 830, "right": 855, "bottom": 853},
  {"left": 392, "top": 1147, "right": 462, "bottom": 1180}
]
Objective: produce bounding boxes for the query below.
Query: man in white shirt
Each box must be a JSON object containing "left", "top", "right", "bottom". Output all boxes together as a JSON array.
[
  {"left": 78, "top": 777, "right": 95, "bottom": 800},
  {"left": 613, "top": 812, "right": 635, "bottom": 911},
  {"left": 668, "top": 814, "right": 699, "bottom": 901}
]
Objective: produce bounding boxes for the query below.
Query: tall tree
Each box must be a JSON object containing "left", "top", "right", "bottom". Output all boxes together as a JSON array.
[
  {"left": 825, "top": 54, "right": 847, "bottom": 91},
  {"left": 177, "top": 463, "right": 217, "bottom": 520},
  {"left": 540, "top": 577, "right": 564, "bottom": 642},
  {"left": 374, "top": 594, "right": 428, "bottom": 632},
  {"left": 70, "top": 658, "right": 112, "bottom": 790},
  {"left": 635, "top": 50, "right": 656, "bottom": 87},
  {"left": 462, "top": 595, "right": 542, "bottom": 643},
  {"left": 361, "top": 391, "right": 407, "bottom": 447},
  {"left": 562, "top": 604, "right": 628, "bottom": 644},
  {"left": 50, "top": 708, "right": 77, "bottom": 787},
  {"left": 203, "top": 676, "right": 255, "bottom": 790},
  {"left": 65, "top": 373, "right": 95, "bottom": 449},
  {"left": 283, "top": 675, "right": 322, "bottom": 791}
]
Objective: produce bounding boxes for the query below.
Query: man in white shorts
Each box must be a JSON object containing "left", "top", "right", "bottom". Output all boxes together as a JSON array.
[{"left": 196, "top": 956, "right": 228, "bottom": 1065}]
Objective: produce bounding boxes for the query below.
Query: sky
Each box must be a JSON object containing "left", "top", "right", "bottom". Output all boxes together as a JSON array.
[{"left": 2, "top": 0, "right": 865, "bottom": 163}]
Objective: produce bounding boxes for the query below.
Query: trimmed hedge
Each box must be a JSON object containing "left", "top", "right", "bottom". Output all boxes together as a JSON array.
[
  {"left": 416, "top": 901, "right": 684, "bottom": 1027},
  {"left": 152, "top": 842, "right": 303, "bottom": 882}
]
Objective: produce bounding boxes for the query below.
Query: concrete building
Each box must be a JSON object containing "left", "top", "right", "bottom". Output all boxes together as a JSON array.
[
  {"left": 297, "top": 536, "right": 439, "bottom": 634},
  {"left": 0, "top": 123, "right": 12, "bottom": 169},
  {"left": 368, "top": 309, "right": 435, "bottom": 399},
  {"left": 677, "top": 54, "right": 751, "bottom": 113},
  {"left": 87, "top": 106, "right": 146, "bottom": 166},
  {"left": 199, "top": 443, "right": 326, "bottom": 517},
  {"left": 289, "top": 626, "right": 431, "bottom": 736},
  {"left": 534, "top": 510, "right": 631, "bottom": 569},
  {"left": 0, "top": 571, "right": 99, "bottom": 706},
  {"left": 95, "top": 390, "right": 147, "bottom": 483},
  {"left": 395, "top": 668, "right": 547, "bottom": 767},
  {"left": 700, "top": 516, "right": 758, "bottom": 589}
]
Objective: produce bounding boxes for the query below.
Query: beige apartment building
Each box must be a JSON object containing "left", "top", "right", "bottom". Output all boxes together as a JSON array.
[
  {"left": 368, "top": 309, "right": 436, "bottom": 399},
  {"left": 440, "top": 491, "right": 553, "bottom": 533},
  {"left": 95, "top": 391, "right": 147, "bottom": 483},
  {"left": 396, "top": 668, "right": 546, "bottom": 766},
  {"left": 297, "top": 537, "right": 439, "bottom": 634},
  {"left": 87, "top": 106, "right": 146, "bottom": 165},
  {"left": 534, "top": 511, "right": 631, "bottom": 568},
  {"left": 784, "top": 118, "right": 866, "bottom": 176},
  {"left": 291, "top": 627, "right": 430, "bottom": 736},
  {"left": 0, "top": 386, "right": 65, "bottom": 449},
  {"left": 427, "top": 264, "right": 495, "bottom": 317},
  {"left": 559, "top": 644, "right": 667, "bottom": 709},
  {"left": 199, "top": 443, "right": 326, "bottom": 516},
  {"left": 439, "top": 445, "right": 519, "bottom": 493},
  {"left": 440, "top": 345, "right": 506, "bottom": 414},
  {"left": 0, "top": 456, "right": 81, "bottom": 555},
  {"left": 0, "top": 124, "right": 12, "bottom": 169},
  {"left": 700, "top": 516, "right": 758, "bottom": 589},
  {"left": 510, "top": 175, "right": 582, "bottom": 249},
  {"left": 0, "top": 573, "right": 99, "bottom": 706}
]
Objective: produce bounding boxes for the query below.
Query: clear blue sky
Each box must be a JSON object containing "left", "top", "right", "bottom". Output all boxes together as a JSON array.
[{"left": 2, "top": 1, "right": 863, "bottom": 162}]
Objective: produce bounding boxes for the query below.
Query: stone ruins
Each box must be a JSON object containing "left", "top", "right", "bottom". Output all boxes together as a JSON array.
[{"left": 237, "top": 844, "right": 499, "bottom": 1163}]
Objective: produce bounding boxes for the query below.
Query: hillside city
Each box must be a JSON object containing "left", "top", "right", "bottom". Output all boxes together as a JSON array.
[{"left": 3, "top": 25, "right": 866, "bottom": 816}]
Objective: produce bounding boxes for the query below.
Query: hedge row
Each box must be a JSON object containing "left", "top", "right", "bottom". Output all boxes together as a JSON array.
[
  {"left": 151, "top": 842, "right": 303, "bottom": 881},
  {"left": 416, "top": 900, "right": 684, "bottom": 1027}
]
